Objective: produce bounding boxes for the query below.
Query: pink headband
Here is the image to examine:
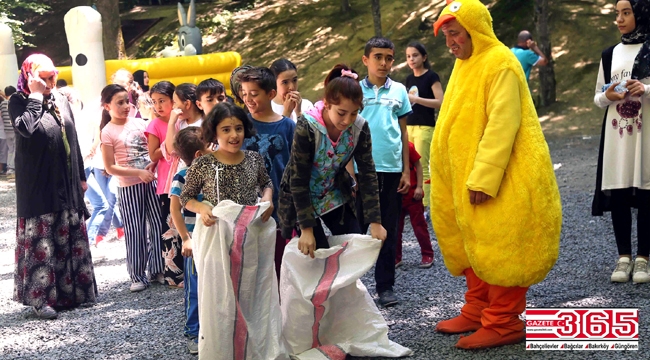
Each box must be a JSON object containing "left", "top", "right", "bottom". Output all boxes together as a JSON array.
[{"left": 341, "top": 69, "right": 358, "bottom": 80}]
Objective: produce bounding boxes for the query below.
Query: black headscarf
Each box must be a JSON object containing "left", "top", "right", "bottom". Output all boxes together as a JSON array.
[
  {"left": 133, "top": 70, "right": 149, "bottom": 92},
  {"left": 619, "top": 0, "right": 650, "bottom": 80}
]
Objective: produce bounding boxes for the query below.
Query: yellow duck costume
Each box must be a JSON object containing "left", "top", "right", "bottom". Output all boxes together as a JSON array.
[{"left": 430, "top": 0, "right": 562, "bottom": 349}]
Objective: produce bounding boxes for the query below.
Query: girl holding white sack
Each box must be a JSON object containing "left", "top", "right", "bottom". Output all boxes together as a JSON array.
[
  {"left": 278, "top": 64, "right": 386, "bottom": 255},
  {"left": 278, "top": 65, "right": 412, "bottom": 358},
  {"left": 180, "top": 102, "right": 286, "bottom": 359}
]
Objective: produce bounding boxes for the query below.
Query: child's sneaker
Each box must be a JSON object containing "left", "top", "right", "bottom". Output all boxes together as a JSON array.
[
  {"left": 148, "top": 273, "right": 165, "bottom": 285},
  {"left": 130, "top": 282, "right": 147, "bottom": 292},
  {"left": 419, "top": 256, "right": 434, "bottom": 269},
  {"left": 611, "top": 257, "right": 633, "bottom": 283},
  {"left": 633, "top": 258, "right": 650, "bottom": 284},
  {"left": 95, "top": 234, "right": 105, "bottom": 247},
  {"left": 116, "top": 227, "right": 125, "bottom": 240},
  {"left": 187, "top": 337, "right": 199, "bottom": 354}
]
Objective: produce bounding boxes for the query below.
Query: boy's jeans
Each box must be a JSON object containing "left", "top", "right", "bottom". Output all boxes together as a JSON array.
[
  {"left": 184, "top": 256, "right": 199, "bottom": 338},
  {"left": 93, "top": 168, "right": 123, "bottom": 232},
  {"left": 85, "top": 166, "right": 108, "bottom": 244}
]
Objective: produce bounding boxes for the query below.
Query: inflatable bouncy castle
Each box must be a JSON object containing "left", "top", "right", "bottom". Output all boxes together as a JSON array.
[
  {"left": 59, "top": 5, "right": 239, "bottom": 106},
  {"left": 0, "top": 23, "right": 19, "bottom": 89}
]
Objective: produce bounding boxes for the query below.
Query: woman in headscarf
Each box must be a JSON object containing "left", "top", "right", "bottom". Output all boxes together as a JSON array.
[
  {"left": 593, "top": 0, "right": 650, "bottom": 283},
  {"left": 9, "top": 53, "right": 97, "bottom": 319}
]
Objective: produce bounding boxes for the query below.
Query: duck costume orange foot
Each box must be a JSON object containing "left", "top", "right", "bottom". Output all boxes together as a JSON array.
[{"left": 430, "top": 0, "right": 562, "bottom": 350}]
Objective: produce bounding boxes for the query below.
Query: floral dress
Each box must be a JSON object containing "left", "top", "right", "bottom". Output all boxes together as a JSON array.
[{"left": 10, "top": 91, "right": 97, "bottom": 309}]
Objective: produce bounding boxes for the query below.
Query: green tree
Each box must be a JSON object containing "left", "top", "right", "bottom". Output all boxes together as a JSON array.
[
  {"left": 95, "top": 0, "right": 126, "bottom": 60},
  {"left": 535, "top": 0, "right": 556, "bottom": 106},
  {"left": 371, "top": 0, "right": 381, "bottom": 37},
  {"left": 341, "top": 0, "right": 350, "bottom": 12},
  {"left": 0, "top": 0, "right": 49, "bottom": 47}
]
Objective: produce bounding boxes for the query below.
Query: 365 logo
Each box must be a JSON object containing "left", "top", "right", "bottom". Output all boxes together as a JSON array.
[{"left": 525, "top": 308, "right": 638, "bottom": 351}]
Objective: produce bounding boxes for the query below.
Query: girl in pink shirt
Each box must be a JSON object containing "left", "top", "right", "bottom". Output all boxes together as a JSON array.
[
  {"left": 162, "top": 83, "right": 204, "bottom": 194},
  {"left": 147, "top": 81, "right": 175, "bottom": 194},
  {"left": 100, "top": 84, "right": 164, "bottom": 292}
]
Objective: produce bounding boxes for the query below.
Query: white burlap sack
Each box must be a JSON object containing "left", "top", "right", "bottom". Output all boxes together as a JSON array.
[
  {"left": 281, "top": 234, "right": 412, "bottom": 359},
  {"left": 193, "top": 200, "right": 289, "bottom": 360}
]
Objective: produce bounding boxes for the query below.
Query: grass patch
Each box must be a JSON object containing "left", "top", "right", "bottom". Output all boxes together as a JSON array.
[{"left": 121, "top": 0, "right": 625, "bottom": 137}]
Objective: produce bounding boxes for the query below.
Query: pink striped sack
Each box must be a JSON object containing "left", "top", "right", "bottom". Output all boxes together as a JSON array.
[
  {"left": 193, "top": 200, "right": 289, "bottom": 360},
  {"left": 280, "top": 235, "right": 412, "bottom": 359}
]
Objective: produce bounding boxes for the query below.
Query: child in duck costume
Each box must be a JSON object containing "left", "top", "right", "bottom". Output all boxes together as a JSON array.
[{"left": 430, "top": 0, "right": 562, "bottom": 349}]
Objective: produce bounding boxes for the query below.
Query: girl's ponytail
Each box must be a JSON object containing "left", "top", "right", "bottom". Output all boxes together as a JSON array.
[
  {"left": 100, "top": 109, "right": 111, "bottom": 130},
  {"left": 175, "top": 83, "right": 201, "bottom": 114},
  {"left": 100, "top": 84, "right": 128, "bottom": 130},
  {"left": 323, "top": 64, "right": 363, "bottom": 107}
]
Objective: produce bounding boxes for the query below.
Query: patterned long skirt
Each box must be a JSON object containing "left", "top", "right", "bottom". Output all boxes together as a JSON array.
[{"left": 14, "top": 209, "right": 98, "bottom": 309}]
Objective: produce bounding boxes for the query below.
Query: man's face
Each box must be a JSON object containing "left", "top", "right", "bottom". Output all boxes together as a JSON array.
[{"left": 441, "top": 20, "right": 473, "bottom": 60}]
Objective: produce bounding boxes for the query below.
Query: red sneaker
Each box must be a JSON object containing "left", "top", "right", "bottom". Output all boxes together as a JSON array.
[
  {"left": 117, "top": 227, "right": 125, "bottom": 240},
  {"left": 95, "top": 234, "right": 104, "bottom": 247},
  {"left": 419, "top": 256, "right": 434, "bottom": 268}
]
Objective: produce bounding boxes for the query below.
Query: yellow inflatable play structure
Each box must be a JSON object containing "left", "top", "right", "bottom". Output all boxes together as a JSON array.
[
  {"left": 56, "top": 52, "right": 241, "bottom": 90},
  {"left": 0, "top": 6, "right": 240, "bottom": 108},
  {"left": 58, "top": 5, "right": 239, "bottom": 107}
]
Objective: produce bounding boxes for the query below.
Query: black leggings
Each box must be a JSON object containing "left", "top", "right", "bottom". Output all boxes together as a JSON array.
[
  {"left": 356, "top": 172, "right": 402, "bottom": 294},
  {"left": 311, "top": 205, "right": 361, "bottom": 250},
  {"left": 611, "top": 189, "right": 650, "bottom": 257}
]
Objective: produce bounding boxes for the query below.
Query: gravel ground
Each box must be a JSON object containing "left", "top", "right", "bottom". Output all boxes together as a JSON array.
[{"left": 0, "top": 135, "right": 646, "bottom": 359}]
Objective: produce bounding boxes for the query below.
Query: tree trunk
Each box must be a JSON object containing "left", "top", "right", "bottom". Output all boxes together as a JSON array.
[
  {"left": 371, "top": 0, "right": 382, "bottom": 37},
  {"left": 535, "top": 0, "right": 555, "bottom": 107},
  {"left": 95, "top": 0, "right": 126, "bottom": 60},
  {"left": 341, "top": 0, "right": 351, "bottom": 12}
]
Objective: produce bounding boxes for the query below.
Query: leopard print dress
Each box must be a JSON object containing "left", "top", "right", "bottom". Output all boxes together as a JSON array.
[{"left": 180, "top": 150, "right": 273, "bottom": 208}]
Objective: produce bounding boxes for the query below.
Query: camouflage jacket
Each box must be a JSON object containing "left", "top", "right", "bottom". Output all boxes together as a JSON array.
[{"left": 278, "top": 114, "right": 381, "bottom": 239}]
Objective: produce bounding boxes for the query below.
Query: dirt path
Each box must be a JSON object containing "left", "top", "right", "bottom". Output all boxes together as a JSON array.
[{"left": 1, "top": 135, "right": 645, "bottom": 359}]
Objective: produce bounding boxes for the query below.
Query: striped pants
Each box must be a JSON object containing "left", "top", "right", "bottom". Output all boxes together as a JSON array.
[{"left": 118, "top": 181, "right": 164, "bottom": 284}]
